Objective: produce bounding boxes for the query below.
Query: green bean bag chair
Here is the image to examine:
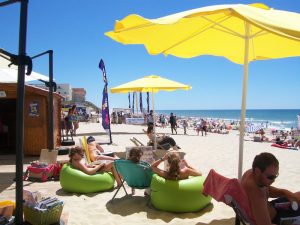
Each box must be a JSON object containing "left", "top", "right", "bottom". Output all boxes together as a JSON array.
[
  {"left": 60, "top": 163, "right": 115, "bottom": 194},
  {"left": 150, "top": 174, "right": 211, "bottom": 212}
]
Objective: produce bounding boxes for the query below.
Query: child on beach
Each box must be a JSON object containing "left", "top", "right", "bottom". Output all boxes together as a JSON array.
[
  {"left": 69, "top": 146, "right": 121, "bottom": 187},
  {"left": 151, "top": 152, "right": 202, "bottom": 180},
  {"left": 127, "top": 147, "right": 151, "bottom": 195}
]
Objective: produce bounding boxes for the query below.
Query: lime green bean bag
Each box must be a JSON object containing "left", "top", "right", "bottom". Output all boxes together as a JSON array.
[
  {"left": 150, "top": 174, "right": 211, "bottom": 212},
  {"left": 59, "top": 163, "right": 115, "bottom": 194}
]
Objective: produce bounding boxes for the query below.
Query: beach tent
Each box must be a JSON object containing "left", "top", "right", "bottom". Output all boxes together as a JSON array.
[
  {"left": 105, "top": 3, "right": 300, "bottom": 178},
  {"left": 110, "top": 75, "right": 191, "bottom": 149},
  {"left": 245, "top": 124, "right": 263, "bottom": 133}
]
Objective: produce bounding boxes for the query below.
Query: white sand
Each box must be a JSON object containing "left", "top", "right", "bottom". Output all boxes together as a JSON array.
[{"left": 1, "top": 122, "right": 299, "bottom": 225}]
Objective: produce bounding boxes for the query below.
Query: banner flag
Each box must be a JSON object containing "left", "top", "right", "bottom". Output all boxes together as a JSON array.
[
  {"left": 132, "top": 92, "right": 135, "bottom": 114},
  {"left": 147, "top": 92, "right": 150, "bottom": 113},
  {"left": 99, "top": 59, "right": 111, "bottom": 132},
  {"left": 139, "top": 92, "right": 143, "bottom": 113},
  {"left": 128, "top": 92, "right": 131, "bottom": 109}
]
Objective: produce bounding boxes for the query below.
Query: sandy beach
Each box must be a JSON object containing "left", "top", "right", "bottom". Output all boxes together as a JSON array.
[{"left": 1, "top": 121, "right": 299, "bottom": 225}]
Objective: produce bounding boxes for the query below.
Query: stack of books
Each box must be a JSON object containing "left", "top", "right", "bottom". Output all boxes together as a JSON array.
[
  {"left": 23, "top": 190, "right": 63, "bottom": 211},
  {"left": 35, "top": 197, "right": 64, "bottom": 211}
]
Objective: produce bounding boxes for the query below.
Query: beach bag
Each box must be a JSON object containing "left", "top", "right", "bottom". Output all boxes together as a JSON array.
[
  {"left": 24, "top": 163, "right": 59, "bottom": 182},
  {"left": 23, "top": 149, "right": 59, "bottom": 182}
]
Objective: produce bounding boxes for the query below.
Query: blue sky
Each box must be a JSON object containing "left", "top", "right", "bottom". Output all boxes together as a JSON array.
[{"left": 0, "top": 0, "right": 300, "bottom": 110}]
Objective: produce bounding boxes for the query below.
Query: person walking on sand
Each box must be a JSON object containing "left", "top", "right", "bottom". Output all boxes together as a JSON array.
[
  {"left": 70, "top": 105, "right": 79, "bottom": 136},
  {"left": 169, "top": 113, "right": 177, "bottom": 135},
  {"left": 241, "top": 152, "right": 300, "bottom": 225},
  {"left": 183, "top": 119, "right": 188, "bottom": 135},
  {"left": 200, "top": 118, "right": 207, "bottom": 136}
]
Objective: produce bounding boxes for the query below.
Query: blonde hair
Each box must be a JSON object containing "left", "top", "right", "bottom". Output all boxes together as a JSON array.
[
  {"left": 167, "top": 152, "right": 180, "bottom": 180},
  {"left": 128, "top": 148, "right": 143, "bottom": 163}
]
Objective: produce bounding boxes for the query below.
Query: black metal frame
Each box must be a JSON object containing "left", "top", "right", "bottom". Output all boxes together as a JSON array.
[
  {"left": 31, "top": 50, "right": 55, "bottom": 150},
  {"left": 1, "top": 1, "right": 29, "bottom": 223}
]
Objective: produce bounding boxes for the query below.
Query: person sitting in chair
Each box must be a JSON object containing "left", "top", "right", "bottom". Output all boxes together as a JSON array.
[
  {"left": 69, "top": 146, "right": 121, "bottom": 187},
  {"left": 241, "top": 152, "right": 300, "bottom": 225},
  {"left": 146, "top": 124, "right": 178, "bottom": 150},
  {"left": 87, "top": 136, "right": 118, "bottom": 161},
  {"left": 127, "top": 147, "right": 151, "bottom": 196},
  {"left": 151, "top": 152, "right": 202, "bottom": 180}
]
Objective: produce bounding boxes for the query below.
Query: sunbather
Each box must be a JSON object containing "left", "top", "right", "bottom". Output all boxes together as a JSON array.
[
  {"left": 241, "top": 152, "right": 300, "bottom": 225},
  {"left": 146, "top": 124, "right": 178, "bottom": 150},
  {"left": 151, "top": 152, "right": 202, "bottom": 180},
  {"left": 87, "top": 136, "right": 118, "bottom": 161},
  {"left": 69, "top": 146, "right": 121, "bottom": 187}
]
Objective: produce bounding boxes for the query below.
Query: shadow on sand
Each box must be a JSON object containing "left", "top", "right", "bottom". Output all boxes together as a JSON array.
[
  {"left": 105, "top": 196, "right": 228, "bottom": 224},
  {"left": 0, "top": 172, "right": 15, "bottom": 192}
]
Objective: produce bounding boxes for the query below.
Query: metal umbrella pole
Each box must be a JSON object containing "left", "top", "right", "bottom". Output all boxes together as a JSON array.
[{"left": 31, "top": 50, "right": 55, "bottom": 150}]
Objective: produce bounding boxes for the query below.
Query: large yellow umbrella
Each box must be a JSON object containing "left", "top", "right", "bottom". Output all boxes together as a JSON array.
[
  {"left": 110, "top": 75, "right": 191, "bottom": 149},
  {"left": 105, "top": 3, "right": 300, "bottom": 178}
]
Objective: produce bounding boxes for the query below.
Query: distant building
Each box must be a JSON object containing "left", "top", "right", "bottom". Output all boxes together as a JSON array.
[
  {"left": 57, "top": 84, "right": 72, "bottom": 101},
  {"left": 31, "top": 83, "right": 86, "bottom": 103},
  {"left": 72, "top": 88, "right": 86, "bottom": 102}
]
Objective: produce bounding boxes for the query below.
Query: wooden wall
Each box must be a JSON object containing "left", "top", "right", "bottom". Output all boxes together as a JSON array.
[{"left": 0, "top": 83, "right": 62, "bottom": 155}]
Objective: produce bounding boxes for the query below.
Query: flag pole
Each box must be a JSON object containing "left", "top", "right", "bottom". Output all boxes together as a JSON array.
[
  {"left": 105, "top": 84, "right": 112, "bottom": 144},
  {"left": 99, "top": 59, "right": 112, "bottom": 144}
]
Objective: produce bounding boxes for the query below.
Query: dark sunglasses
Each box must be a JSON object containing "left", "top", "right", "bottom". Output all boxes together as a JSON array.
[{"left": 266, "top": 173, "right": 279, "bottom": 180}]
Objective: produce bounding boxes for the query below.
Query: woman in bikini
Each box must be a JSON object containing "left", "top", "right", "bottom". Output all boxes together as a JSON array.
[{"left": 151, "top": 152, "right": 202, "bottom": 180}]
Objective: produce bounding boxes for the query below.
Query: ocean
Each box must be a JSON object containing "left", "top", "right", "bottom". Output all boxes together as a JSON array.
[{"left": 156, "top": 109, "right": 300, "bottom": 130}]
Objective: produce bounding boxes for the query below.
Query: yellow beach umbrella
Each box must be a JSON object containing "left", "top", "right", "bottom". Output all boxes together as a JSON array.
[
  {"left": 110, "top": 75, "right": 191, "bottom": 149},
  {"left": 105, "top": 3, "right": 300, "bottom": 178}
]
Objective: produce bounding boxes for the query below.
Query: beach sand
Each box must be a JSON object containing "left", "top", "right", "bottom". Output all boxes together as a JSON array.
[{"left": 1, "top": 122, "right": 299, "bottom": 225}]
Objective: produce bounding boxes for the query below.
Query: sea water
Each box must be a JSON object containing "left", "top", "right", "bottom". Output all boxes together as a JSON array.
[{"left": 156, "top": 109, "right": 300, "bottom": 130}]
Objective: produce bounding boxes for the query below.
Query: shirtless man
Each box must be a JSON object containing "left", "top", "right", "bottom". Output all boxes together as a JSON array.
[{"left": 241, "top": 152, "right": 300, "bottom": 225}]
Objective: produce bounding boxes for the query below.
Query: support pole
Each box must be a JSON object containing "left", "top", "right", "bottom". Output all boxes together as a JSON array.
[
  {"left": 238, "top": 22, "right": 250, "bottom": 179},
  {"left": 15, "top": 0, "right": 29, "bottom": 224},
  {"left": 31, "top": 50, "right": 54, "bottom": 150},
  {"left": 152, "top": 91, "right": 157, "bottom": 150}
]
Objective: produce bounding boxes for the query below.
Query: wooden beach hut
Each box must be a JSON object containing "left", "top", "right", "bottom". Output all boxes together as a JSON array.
[{"left": 0, "top": 83, "right": 62, "bottom": 155}]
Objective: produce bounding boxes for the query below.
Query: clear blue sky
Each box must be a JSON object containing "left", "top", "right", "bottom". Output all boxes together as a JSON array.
[{"left": 1, "top": 0, "right": 300, "bottom": 110}]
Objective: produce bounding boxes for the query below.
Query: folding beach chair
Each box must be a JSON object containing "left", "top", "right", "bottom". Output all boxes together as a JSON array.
[
  {"left": 203, "top": 169, "right": 255, "bottom": 225},
  {"left": 80, "top": 136, "right": 106, "bottom": 165},
  {"left": 111, "top": 159, "right": 153, "bottom": 202},
  {"left": 80, "top": 136, "right": 92, "bottom": 164}
]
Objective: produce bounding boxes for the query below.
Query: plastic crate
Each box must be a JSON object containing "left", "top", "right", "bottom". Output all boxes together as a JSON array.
[{"left": 23, "top": 204, "right": 63, "bottom": 225}]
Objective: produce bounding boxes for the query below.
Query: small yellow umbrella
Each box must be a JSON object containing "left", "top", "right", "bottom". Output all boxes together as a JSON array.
[
  {"left": 110, "top": 75, "right": 191, "bottom": 149},
  {"left": 106, "top": 3, "right": 300, "bottom": 178}
]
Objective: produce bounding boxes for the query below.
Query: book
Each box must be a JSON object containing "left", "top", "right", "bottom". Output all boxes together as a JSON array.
[{"left": 280, "top": 216, "right": 300, "bottom": 225}]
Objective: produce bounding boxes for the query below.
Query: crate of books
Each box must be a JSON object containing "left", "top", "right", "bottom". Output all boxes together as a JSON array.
[{"left": 23, "top": 190, "right": 64, "bottom": 225}]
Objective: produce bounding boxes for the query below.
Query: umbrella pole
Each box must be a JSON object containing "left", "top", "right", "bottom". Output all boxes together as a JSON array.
[
  {"left": 152, "top": 91, "right": 157, "bottom": 150},
  {"left": 238, "top": 22, "right": 250, "bottom": 179}
]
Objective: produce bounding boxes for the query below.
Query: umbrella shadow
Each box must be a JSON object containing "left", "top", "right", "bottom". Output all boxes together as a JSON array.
[
  {"left": 0, "top": 172, "right": 15, "bottom": 192},
  {"left": 195, "top": 217, "right": 236, "bottom": 225},
  {"left": 77, "top": 131, "right": 147, "bottom": 137},
  {"left": 106, "top": 195, "right": 214, "bottom": 223}
]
